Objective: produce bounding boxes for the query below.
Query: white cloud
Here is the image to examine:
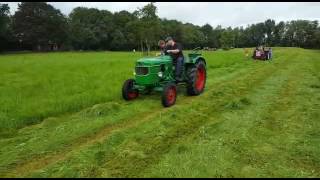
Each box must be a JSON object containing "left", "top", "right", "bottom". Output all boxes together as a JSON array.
[{"left": 5, "top": 2, "right": 320, "bottom": 28}]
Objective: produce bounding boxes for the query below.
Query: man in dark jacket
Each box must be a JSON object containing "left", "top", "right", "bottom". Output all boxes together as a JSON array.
[{"left": 164, "top": 37, "right": 184, "bottom": 81}]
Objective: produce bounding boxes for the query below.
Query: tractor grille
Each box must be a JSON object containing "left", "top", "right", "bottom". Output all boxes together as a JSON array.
[{"left": 135, "top": 67, "right": 149, "bottom": 75}]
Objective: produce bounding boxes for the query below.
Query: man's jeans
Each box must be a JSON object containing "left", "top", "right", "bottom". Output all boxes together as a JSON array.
[{"left": 174, "top": 56, "right": 184, "bottom": 80}]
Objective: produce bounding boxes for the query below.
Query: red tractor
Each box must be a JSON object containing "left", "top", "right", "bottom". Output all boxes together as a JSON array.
[{"left": 252, "top": 47, "right": 272, "bottom": 61}]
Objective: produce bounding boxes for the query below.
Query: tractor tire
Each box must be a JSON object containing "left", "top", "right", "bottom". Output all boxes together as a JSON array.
[
  {"left": 161, "top": 82, "right": 177, "bottom": 107},
  {"left": 122, "top": 79, "right": 139, "bottom": 101},
  {"left": 186, "top": 60, "right": 207, "bottom": 96}
]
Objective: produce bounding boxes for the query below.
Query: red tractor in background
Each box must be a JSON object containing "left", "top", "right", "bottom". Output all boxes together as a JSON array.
[{"left": 252, "top": 46, "right": 272, "bottom": 61}]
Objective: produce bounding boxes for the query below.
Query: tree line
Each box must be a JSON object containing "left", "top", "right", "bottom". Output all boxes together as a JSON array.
[{"left": 1, "top": 2, "right": 320, "bottom": 52}]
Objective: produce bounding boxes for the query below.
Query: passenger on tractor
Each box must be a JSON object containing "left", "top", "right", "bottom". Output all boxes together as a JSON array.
[
  {"left": 164, "top": 36, "right": 184, "bottom": 82},
  {"left": 156, "top": 40, "right": 166, "bottom": 56}
]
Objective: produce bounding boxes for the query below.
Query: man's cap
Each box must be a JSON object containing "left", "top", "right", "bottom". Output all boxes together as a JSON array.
[{"left": 165, "top": 36, "right": 173, "bottom": 42}]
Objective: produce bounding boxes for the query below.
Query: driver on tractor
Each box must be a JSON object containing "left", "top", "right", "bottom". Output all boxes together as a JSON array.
[{"left": 164, "top": 36, "right": 184, "bottom": 82}]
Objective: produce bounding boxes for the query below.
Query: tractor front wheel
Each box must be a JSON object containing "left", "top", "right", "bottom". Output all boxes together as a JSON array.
[
  {"left": 162, "top": 82, "right": 177, "bottom": 107},
  {"left": 122, "top": 79, "right": 139, "bottom": 100}
]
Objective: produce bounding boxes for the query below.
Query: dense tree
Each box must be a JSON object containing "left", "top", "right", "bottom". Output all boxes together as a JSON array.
[
  {"left": 220, "top": 27, "right": 234, "bottom": 49},
  {"left": 112, "top": 10, "right": 138, "bottom": 50},
  {"left": 12, "top": 2, "right": 68, "bottom": 51},
  {"left": 0, "top": 4, "right": 9, "bottom": 35},
  {"left": 264, "top": 19, "right": 276, "bottom": 46},
  {"left": 181, "top": 23, "right": 200, "bottom": 49},
  {"left": 134, "top": 2, "right": 161, "bottom": 53},
  {"left": 0, "top": 4, "right": 11, "bottom": 51},
  {"left": 160, "top": 19, "right": 183, "bottom": 42},
  {"left": 68, "top": 7, "right": 114, "bottom": 50},
  {"left": 109, "top": 29, "right": 127, "bottom": 50},
  {"left": 273, "top": 21, "right": 286, "bottom": 46},
  {"left": 200, "top": 23, "right": 213, "bottom": 47},
  {"left": 1, "top": 2, "right": 320, "bottom": 52},
  {"left": 312, "top": 27, "right": 320, "bottom": 49}
]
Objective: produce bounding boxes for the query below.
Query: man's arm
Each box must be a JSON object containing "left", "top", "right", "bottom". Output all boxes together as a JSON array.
[
  {"left": 167, "top": 49, "right": 180, "bottom": 54},
  {"left": 166, "top": 43, "right": 182, "bottom": 54}
]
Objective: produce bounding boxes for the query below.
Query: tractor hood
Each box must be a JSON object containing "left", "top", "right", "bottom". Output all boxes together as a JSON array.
[{"left": 136, "top": 55, "right": 171, "bottom": 66}]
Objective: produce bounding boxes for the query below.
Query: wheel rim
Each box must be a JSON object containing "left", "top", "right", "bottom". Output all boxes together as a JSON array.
[
  {"left": 127, "top": 80, "right": 138, "bottom": 100},
  {"left": 166, "top": 87, "right": 176, "bottom": 105},
  {"left": 195, "top": 66, "right": 205, "bottom": 91},
  {"left": 128, "top": 91, "right": 138, "bottom": 99}
]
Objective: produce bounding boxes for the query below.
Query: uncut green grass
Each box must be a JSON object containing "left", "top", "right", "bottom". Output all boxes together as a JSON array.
[
  {"left": 0, "top": 48, "right": 319, "bottom": 178},
  {"left": 0, "top": 51, "right": 142, "bottom": 132}
]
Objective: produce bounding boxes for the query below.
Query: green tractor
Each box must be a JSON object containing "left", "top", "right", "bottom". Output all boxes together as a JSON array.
[{"left": 122, "top": 48, "right": 207, "bottom": 107}]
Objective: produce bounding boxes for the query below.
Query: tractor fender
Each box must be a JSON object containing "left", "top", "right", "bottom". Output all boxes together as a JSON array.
[{"left": 193, "top": 56, "right": 206, "bottom": 65}]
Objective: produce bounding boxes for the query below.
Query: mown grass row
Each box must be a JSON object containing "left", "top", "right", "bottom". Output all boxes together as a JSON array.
[{"left": 143, "top": 49, "right": 320, "bottom": 178}]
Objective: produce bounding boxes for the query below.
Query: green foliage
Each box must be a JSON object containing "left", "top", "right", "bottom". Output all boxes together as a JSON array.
[
  {"left": 12, "top": 2, "right": 68, "bottom": 51},
  {"left": 1, "top": 2, "right": 320, "bottom": 51},
  {"left": 0, "top": 3, "right": 11, "bottom": 51},
  {"left": 220, "top": 28, "right": 235, "bottom": 49},
  {"left": 0, "top": 4, "right": 10, "bottom": 34},
  {"left": 68, "top": 7, "right": 114, "bottom": 50},
  {"left": 135, "top": 2, "right": 161, "bottom": 52}
]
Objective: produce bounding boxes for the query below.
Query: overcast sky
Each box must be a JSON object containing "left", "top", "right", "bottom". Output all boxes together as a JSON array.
[{"left": 5, "top": 2, "right": 320, "bottom": 28}]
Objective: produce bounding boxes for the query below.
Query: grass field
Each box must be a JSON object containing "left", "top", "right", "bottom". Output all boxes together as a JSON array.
[{"left": 0, "top": 48, "right": 319, "bottom": 177}]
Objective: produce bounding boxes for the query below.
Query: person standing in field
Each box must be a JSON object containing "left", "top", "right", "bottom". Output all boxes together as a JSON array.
[{"left": 269, "top": 47, "right": 272, "bottom": 60}]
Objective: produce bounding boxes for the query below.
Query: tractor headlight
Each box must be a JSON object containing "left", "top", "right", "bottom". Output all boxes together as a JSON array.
[
  {"left": 133, "top": 71, "right": 136, "bottom": 76},
  {"left": 158, "top": 71, "right": 163, "bottom": 78}
]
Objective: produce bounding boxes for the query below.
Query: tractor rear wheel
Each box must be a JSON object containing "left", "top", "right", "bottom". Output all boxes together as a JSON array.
[
  {"left": 186, "top": 60, "right": 207, "bottom": 95},
  {"left": 162, "top": 82, "right": 177, "bottom": 107},
  {"left": 122, "top": 79, "right": 139, "bottom": 100}
]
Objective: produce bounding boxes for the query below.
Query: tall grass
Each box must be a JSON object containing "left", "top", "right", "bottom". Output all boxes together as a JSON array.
[
  {"left": 0, "top": 49, "right": 249, "bottom": 131},
  {"left": 0, "top": 52, "right": 143, "bottom": 131}
]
